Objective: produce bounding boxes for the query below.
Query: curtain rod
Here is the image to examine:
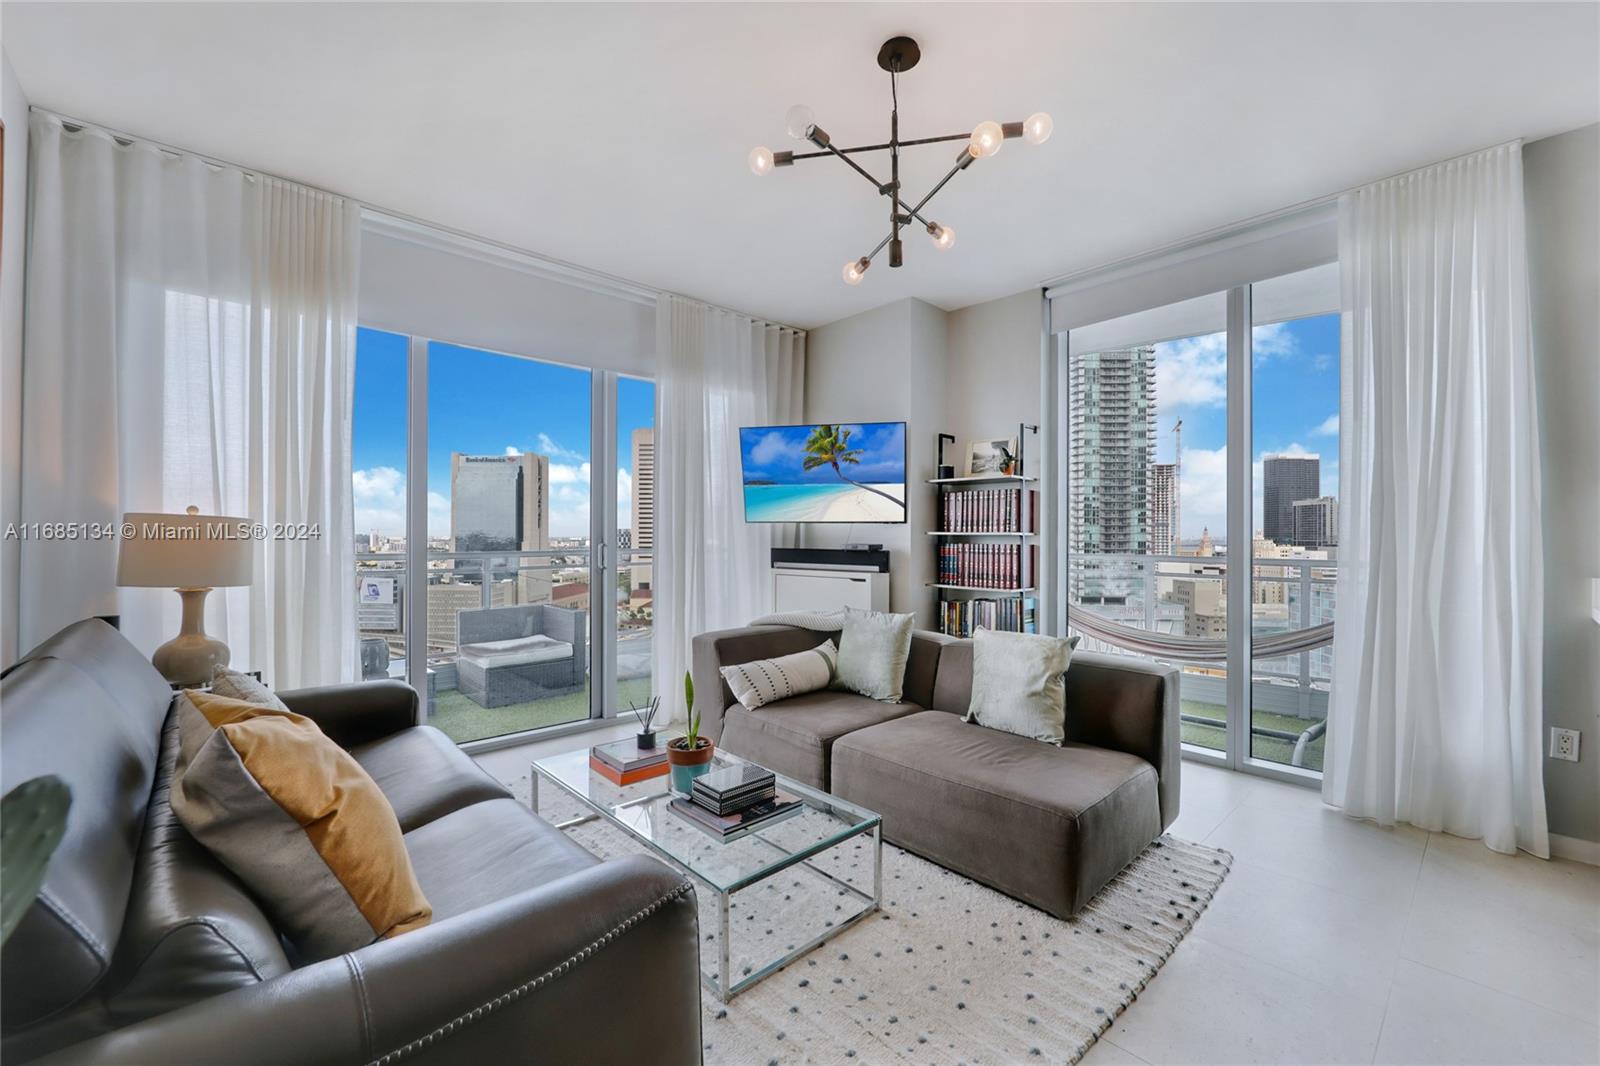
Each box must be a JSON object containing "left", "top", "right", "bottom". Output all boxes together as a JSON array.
[
  {"left": 1039, "top": 135, "right": 1525, "bottom": 293},
  {"left": 30, "top": 105, "right": 805, "bottom": 335}
]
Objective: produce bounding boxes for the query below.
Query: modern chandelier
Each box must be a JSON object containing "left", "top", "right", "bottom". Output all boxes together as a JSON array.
[{"left": 748, "top": 36, "right": 1052, "bottom": 284}]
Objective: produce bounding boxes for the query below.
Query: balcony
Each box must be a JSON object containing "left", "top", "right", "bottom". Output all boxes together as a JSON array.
[
  {"left": 355, "top": 548, "right": 654, "bottom": 744},
  {"left": 1068, "top": 552, "right": 1334, "bottom": 771}
]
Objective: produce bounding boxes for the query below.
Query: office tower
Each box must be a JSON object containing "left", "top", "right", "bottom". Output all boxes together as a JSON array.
[
  {"left": 1149, "top": 463, "right": 1178, "bottom": 555},
  {"left": 1292, "top": 495, "right": 1338, "bottom": 548},
  {"left": 450, "top": 452, "right": 551, "bottom": 604},
  {"left": 1069, "top": 347, "right": 1156, "bottom": 601},
  {"left": 1262, "top": 455, "right": 1319, "bottom": 544},
  {"left": 631, "top": 428, "right": 655, "bottom": 591}
]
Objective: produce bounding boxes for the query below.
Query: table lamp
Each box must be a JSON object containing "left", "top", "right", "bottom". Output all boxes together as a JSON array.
[{"left": 116, "top": 506, "right": 254, "bottom": 686}]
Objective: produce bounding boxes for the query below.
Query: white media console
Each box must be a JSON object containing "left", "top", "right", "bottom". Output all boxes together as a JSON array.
[{"left": 769, "top": 548, "right": 890, "bottom": 614}]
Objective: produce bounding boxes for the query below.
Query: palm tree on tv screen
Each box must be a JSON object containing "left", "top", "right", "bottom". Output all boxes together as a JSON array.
[{"left": 801, "top": 425, "right": 901, "bottom": 508}]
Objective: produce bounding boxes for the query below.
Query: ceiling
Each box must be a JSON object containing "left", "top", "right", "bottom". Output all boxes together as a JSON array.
[{"left": 4, "top": 2, "right": 1597, "bottom": 329}]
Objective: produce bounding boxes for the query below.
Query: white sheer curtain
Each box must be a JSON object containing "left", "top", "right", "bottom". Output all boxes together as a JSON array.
[
  {"left": 1324, "top": 141, "right": 1547, "bottom": 857},
  {"left": 654, "top": 294, "right": 804, "bottom": 720},
  {"left": 20, "top": 112, "right": 360, "bottom": 688}
]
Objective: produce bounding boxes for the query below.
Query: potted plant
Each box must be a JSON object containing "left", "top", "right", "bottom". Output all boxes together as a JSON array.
[{"left": 666, "top": 671, "right": 714, "bottom": 793}]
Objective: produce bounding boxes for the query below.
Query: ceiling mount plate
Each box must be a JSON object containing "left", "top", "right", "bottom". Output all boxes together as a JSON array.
[{"left": 877, "top": 36, "right": 921, "bottom": 73}]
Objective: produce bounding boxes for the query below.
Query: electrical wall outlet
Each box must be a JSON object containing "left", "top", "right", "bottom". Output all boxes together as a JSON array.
[{"left": 1550, "top": 728, "right": 1581, "bottom": 762}]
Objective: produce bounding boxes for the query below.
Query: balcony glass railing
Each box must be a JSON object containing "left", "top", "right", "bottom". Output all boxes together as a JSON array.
[{"left": 1067, "top": 552, "right": 1334, "bottom": 770}]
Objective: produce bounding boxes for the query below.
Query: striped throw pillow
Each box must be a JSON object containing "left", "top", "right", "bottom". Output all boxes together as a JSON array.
[{"left": 720, "top": 640, "right": 839, "bottom": 711}]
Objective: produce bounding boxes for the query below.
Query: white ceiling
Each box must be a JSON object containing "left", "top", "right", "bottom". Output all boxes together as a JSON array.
[{"left": 4, "top": 2, "right": 1596, "bottom": 328}]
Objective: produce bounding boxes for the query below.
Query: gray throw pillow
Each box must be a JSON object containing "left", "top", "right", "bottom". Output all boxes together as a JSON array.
[
  {"left": 832, "top": 607, "right": 915, "bottom": 703},
  {"left": 964, "top": 629, "right": 1079, "bottom": 744},
  {"left": 210, "top": 666, "right": 289, "bottom": 712}
]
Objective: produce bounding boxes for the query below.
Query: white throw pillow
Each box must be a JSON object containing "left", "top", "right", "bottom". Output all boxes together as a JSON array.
[
  {"left": 721, "top": 640, "right": 839, "bottom": 711},
  {"left": 832, "top": 607, "right": 915, "bottom": 703},
  {"left": 964, "top": 629, "right": 1078, "bottom": 744}
]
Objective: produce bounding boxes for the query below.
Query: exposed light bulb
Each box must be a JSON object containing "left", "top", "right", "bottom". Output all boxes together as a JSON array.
[
  {"left": 748, "top": 146, "right": 775, "bottom": 176},
  {"left": 785, "top": 104, "right": 817, "bottom": 141},
  {"left": 968, "top": 120, "right": 1004, "bottom": 159},
  {"left": 1023, "top": 112, "right": 1054, "bottom": 146},
  {"left": 928, "top": 223, "right": 956, "bottom": 251},
  {"left": 842, "top": 257, "right": 870, "bottom": 285}
]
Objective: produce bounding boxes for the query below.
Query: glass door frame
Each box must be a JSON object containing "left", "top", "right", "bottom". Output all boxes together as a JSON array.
[
  {"left": 395, "top": 332, "right": 636, "bottom": 752},
  {"left": 1058, "top": 284, "right": 1322, "bottom": 789}
]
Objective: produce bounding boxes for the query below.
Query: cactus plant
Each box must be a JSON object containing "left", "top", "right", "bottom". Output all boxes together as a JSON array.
[{"left": 2, "top": 775, "right": 72, "bottom": 946}]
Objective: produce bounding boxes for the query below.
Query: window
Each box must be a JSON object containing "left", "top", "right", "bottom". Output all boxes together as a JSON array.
[
  {"left": 350, "top": 329, "right": 654, "bottom": 746},
  {"left": 1058, "top": 258, "right": 1339, "bottom": 780}
]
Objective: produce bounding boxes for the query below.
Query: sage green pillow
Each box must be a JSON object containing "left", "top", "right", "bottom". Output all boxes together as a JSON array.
[
  {"left": 832, "top": 607, "right": 915, "bottom": 703},
  {"left": 964, "top": 629, "right": 1080, "bottom": 744}
]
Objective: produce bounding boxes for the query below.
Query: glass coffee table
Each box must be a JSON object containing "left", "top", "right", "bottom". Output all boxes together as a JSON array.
[{"left": 531, "top": 746, "right": 882, "bottom": 1002}]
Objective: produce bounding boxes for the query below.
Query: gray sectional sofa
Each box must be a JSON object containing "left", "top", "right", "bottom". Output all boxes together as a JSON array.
[{"left": 693, "top": 625, "right": 1180, "bottom": 918}]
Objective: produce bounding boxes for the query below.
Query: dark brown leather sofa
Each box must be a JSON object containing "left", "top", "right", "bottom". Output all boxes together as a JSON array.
[
  {"left": 2, "top": 620, "right": 702, "bottom": 1065},
  {"left": 693, "top": 625, "right": 1179, "bottom": 918}
]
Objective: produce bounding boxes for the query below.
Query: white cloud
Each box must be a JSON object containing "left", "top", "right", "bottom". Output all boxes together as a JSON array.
[
  {"left": 1311, "top": 413, "right": 1339, "bottom": 437},
  {"left": 749, "top": 430, "right": 796, "bottom": 467},
  {"left": 1153, "top": 333, "right": 1227, "bottom": 410},
  {"left": 616, "top": 469, "right": 633, "bottom": 528},
  {"left": 1266, "top": 441, "right": 1319, "bottom": 460},
  {"left": 1252, "top": 321, "right": 1297, "bottom": 362},
  {"left": 535, "top": 433, "right": 587, "bottom": 464},
  {"left": 351, "top": 466, "right": 450, "bottom": 540}
]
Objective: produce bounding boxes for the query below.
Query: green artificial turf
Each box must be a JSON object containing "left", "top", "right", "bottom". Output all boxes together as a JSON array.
[
  {"left": 1180, "top": 698, "right": 1325, "bottom": 772},
  {"left": 430, "top": 677, "right": 655, "bottom": 745}
]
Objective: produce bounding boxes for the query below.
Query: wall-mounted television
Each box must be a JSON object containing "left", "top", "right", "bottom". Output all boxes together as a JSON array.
[{"left": 739, "top": 422, "right": 907, "bottom": 524}]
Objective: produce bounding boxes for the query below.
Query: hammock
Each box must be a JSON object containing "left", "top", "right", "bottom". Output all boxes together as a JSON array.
[{"left": 1068, "top": 610, "right": 1334, "bottom": 663}]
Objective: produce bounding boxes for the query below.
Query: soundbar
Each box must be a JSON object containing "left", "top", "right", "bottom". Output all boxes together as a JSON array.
[{"left": 771, "top": 547, "right": 890, "bottom": 573}]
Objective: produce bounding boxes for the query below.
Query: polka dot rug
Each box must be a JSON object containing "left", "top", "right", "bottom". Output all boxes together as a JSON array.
[{"left": 507, "top": 771, "right": 1231, "bottom": 1065}]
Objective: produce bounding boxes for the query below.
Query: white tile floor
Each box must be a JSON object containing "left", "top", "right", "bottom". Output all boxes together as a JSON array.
[{"left": 478, "top": 731, "right": 1600, "bottom": 1066}]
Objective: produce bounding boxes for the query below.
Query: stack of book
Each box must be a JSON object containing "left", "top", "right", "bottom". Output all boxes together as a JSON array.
[
  {"left": 669, "top": 762, "right": 803, "bottom": 839},
  {"left": 589, "top": 737, "right": 672, "bottom": 785},
  {"left": 937, "top": 542, "right": 1037, "bottom": 589}
]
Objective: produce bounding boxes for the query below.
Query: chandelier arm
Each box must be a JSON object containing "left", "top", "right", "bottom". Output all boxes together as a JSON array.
[
  {"left": 863, "top": 231, "right": 894, "bottom": 262},
  {"left": 820, "top": 141, "right": 892, "bottom": 194},
  {"left": 907, "top": 154, "right": 975, "bottom": 220},
  {"left": 787, "top": 132, "right": 974, "bottom": 161}
]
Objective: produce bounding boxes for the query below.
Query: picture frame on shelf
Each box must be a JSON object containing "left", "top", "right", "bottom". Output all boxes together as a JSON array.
[{"left": 965, "top": 437, "right": 1017, "bottom": 477}]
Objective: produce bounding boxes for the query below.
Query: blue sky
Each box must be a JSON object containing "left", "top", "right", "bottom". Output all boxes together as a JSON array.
[
  {"left": 739, "top": 422, "right": 907, "bottom": 486},
  {"left": 1149, "top": 312, "right": 1340, "bottom": 539},
  {"left": 351, "top": 328, "right": 655, "bottom": 539}
]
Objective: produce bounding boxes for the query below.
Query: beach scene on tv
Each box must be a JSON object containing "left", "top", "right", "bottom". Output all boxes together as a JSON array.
[{"left": 740, "top": 422, "right": 908, "bottom": 523}]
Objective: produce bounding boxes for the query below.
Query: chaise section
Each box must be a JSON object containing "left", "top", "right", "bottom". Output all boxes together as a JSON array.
[
  {"left": 719, "top": 691, "right": 922, "bottom": 790},
  {"left": 831, "top": 710, "right": 1162, "bottom": 918}
]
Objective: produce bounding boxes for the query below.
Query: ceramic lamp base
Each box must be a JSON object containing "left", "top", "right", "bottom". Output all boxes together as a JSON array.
[{"left": 151, "top": 587, "right": 231, "bottom": 687}]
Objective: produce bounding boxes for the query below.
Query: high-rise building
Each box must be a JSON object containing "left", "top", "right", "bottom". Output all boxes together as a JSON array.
[
  {"left": 1149, "top": 462, "right": 1179, "bottom": 555},
  {"left": 451, "top": 452, "right": 550, "bottom": 553},
  {"left": 1292, "top": 495, "right": 1338, "bottom": 548},
  {"left": 1069, "top": 347, "right": 1156, "bottom": 602},
  {"left": 1262, "top": 455, "right": 1319, "bottom": 544},
  {"left": 630, "top": 428, "right": 655, "bottom": 591},
  {"left": 450, "top": 453, "right": 551, "bottom": 604}
]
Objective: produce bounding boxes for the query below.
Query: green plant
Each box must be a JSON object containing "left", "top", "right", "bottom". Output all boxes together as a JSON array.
[
  {"left": 679, "top": 670, "right": 705, "bottom": 749},
  {"left": 2, "top": 775, "right": 72, "bottom": 946}
]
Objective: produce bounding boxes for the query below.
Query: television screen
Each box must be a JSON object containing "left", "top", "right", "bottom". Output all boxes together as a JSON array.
[{"left": 739, "top": 422, "right": 907, "bottom": 524}]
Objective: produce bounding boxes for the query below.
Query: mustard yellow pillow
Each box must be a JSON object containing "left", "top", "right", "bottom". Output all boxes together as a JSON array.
[{"left": 170, "top": 691, "right": 431, "bottom": 960}]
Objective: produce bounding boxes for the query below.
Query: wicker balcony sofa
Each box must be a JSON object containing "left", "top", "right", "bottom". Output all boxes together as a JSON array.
[
  {"left": 692, "top": 623, "right": 1180, "bottom": 918},
  {"left": 456, "top": 603, "right": 587, "bottom": 708}
]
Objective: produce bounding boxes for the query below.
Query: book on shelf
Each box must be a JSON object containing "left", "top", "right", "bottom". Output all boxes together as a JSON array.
[
  {"left": 669, "top": 791, "right": 804, "bottom": 839},
  {"left": 937, "top": 596, "right": 1039, "bottom": 638},
  {"left": 938, "top": 486, "right": 1038, "bottom": 533},
  {"left": 937, "top": 542, "right": 1036, "bottom": 589}
]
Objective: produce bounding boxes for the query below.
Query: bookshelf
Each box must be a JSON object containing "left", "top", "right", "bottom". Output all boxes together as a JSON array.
[{"left": 926, "top": 472, "right": 1040, "bottom": 637}]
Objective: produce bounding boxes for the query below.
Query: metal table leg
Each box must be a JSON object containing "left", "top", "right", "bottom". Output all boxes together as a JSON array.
[{"left": 718, "top": 890, "right": 732, "bottom": 1004}]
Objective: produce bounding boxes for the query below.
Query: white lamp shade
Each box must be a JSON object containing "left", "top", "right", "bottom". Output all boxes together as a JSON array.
[{"left": 117, "top": 511, "right": 255, "bottom": 588}]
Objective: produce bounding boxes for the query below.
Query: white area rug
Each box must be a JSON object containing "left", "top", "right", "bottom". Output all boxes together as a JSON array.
[{"left": 507, "top": 772, "right": 1231, "bottom": 1065}]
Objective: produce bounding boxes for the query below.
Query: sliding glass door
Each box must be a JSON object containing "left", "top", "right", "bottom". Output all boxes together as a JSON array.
[
  {"left": 1061, "top": 264, "right": 1338, "bottom": 781},
  {"left": 350, "top": 328, "right": 653, "bottom": 745}
]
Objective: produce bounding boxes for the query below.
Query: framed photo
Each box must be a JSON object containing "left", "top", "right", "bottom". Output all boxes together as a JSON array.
[{"left": 965, "top": 437, "right": 1017, "bottom": 476}]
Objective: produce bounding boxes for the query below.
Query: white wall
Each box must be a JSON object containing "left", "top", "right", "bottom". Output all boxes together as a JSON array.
[
  {"left": 804, "top": 292, "right": 1044, "bottom": 629},
  {"left": 1, "top": 48, "right": 28, "bottom": 668},
  {"left": 1524, "top": 123, "right": 1600, "bottom": 848}
]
